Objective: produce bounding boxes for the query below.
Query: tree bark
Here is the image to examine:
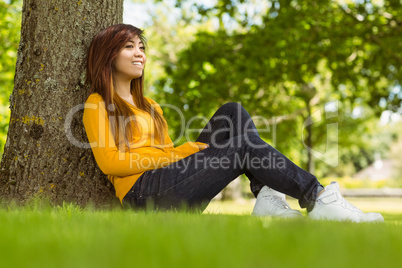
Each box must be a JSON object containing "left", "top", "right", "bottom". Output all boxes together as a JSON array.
[{"left": 0, "top": 0, "right": 123, "bottom": 207}]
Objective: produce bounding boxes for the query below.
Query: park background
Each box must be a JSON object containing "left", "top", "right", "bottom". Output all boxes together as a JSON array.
[
  {"left": 1, "top": 1, "right": 402, "bottom": 268},
  {"left": 2, "top": 0, "right": 402, "bottom": 196}
]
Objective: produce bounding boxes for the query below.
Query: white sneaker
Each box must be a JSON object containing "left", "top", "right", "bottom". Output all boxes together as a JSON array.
[
  {"left": 309, "top": 182, "right": 384, "bottom": 223},
  {"left": 252, "top": 186, "right": 303, "bottom": 218}
]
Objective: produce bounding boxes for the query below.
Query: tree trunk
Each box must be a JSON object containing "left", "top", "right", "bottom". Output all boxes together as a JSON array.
[{"left": 0, "top": 0, "right": 123, "bottom": 207}]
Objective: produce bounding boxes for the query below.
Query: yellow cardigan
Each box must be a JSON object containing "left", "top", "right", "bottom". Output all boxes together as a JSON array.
[{"left": 83, "top": 93, "right": 207, "bottom": 203}]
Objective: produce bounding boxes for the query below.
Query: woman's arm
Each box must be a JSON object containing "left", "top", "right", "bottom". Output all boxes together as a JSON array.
[{"left": 83, "top": 95, "right": 175, "bottom": 177}]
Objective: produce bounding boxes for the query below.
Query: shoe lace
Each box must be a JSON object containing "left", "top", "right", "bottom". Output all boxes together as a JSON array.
[
  {"left": 339, "top": 196, "right": 362, "bottom": 212},
  {"left": 265, "top": 195, "right": 290, "bottom": 209}
]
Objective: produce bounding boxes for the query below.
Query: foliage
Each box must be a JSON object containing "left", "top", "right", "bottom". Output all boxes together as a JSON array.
[
  {"left": 136, "top": 0, "right": 218, "bottom": 97},
  {"left": 0, "top": 0, "right": 22, "bottom": 157},
  {"left": 1, "top": 204, "right": 402, "bottom": 268},
  {"left": 154, "top": 0, "right": 402, "bottom": 176}
]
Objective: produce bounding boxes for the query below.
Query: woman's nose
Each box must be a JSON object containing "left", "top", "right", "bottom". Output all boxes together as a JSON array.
[{"left": 134, "top": 48, "right": 144, "bottom": 57}]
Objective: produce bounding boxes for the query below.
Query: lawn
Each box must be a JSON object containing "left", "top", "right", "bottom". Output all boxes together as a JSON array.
[{"left": 0, "top": 199, "right": 401, "bottom": 268}]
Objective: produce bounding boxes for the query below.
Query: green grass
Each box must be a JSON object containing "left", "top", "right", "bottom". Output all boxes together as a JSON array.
[{"left": 0, "top": 201, "right": 402, "bottom": 268}]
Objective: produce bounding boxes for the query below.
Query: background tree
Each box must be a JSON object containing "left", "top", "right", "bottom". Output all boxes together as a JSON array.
[
  {"left": 155, "top": 0, "right": 402, "bottom": 176},
  {"left": 0, "top": 0, "right": 21, "bottom": 158},
  {"left": 0, "top": 0, "right": 124, "bottom": 206}
]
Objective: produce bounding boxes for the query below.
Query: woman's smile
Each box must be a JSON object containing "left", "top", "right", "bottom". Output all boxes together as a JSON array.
[{"left": 113, "top": 35, "right": 147, "bottom": 81}]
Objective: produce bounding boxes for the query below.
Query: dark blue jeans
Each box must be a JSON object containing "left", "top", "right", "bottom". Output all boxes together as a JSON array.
[{"left": 122, "top": 102, "right": 323, "bottom": 212}]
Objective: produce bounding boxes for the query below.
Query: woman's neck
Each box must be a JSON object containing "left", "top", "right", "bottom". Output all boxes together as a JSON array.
[
  {"left": 113, "top": 79, "right": 136, "bottom": 107},
  {"left": 114, "top": 79, "right": 132, "bottom": 99}
]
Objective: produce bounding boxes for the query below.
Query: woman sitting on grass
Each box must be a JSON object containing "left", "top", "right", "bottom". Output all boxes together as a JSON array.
[{"left": 83, "top": 24, "right": 383, "bottom": 222}]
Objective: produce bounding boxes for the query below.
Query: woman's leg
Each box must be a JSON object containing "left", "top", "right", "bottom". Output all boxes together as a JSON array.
[
  {"left": 195, "top": 102, "right": 309, "bottom": 217},
  {"left": 195, "top": 102, "right": 265, "bottom": 198},
  {"left": 123, "top": 132, "right": 321, "bottom": 211},
  {"left": 123, "top": 102, "right": 322, "bottom": 211}
]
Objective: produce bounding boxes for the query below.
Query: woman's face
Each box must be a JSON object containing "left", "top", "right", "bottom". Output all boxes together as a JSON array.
[{"left": 113, "top": 35, "right": 146, "bottom": 81}]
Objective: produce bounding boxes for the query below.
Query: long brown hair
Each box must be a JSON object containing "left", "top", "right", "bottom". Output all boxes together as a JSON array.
[{"left": 86, "top": 24, "right": 166, "bottom": 148}]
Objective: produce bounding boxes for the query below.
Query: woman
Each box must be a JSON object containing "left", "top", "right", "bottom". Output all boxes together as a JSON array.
[{"left": 83, "top": 24, "right": 383, "bottom": 222}]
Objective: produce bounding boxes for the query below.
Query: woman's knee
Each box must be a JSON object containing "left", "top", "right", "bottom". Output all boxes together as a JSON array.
[
  {"left": 216, "top": 102, "right": 250, "bottom": 119},
  {"left": 219, "top": 102, "right": 244, "bottom": 112}
]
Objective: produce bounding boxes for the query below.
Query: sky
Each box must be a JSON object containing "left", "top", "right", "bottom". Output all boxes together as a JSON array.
[{"left": 123, "top": 1, "right": 152, "bottom": 28}]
